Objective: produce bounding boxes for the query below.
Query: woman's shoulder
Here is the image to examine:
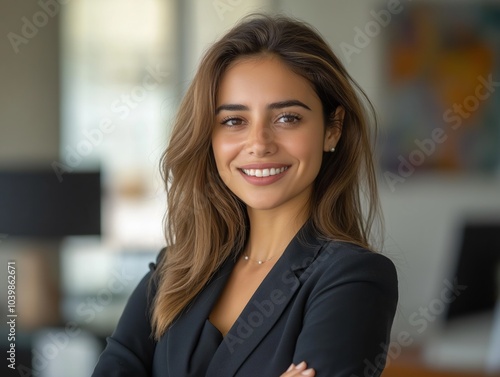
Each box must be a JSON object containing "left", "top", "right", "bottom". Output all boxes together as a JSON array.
[
  {"left": 148, "top": 246, "right": 168, "bottom": 271},
  {"left": 322, "top": 239, "right": 395, "bottom": 264},
  {"left": 144, "top": 247, "right": 168, "bottom": 296},
  {"left": 311, "top": 239, "right": 398, "bottom": 293}
]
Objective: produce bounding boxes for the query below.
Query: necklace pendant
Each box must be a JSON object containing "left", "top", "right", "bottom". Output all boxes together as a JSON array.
[{"left": 258, "top": 260, "right": 263, "bottom": 265}]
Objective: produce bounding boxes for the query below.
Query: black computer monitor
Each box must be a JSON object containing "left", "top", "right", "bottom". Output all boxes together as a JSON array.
[
  {"left": 0, "top": 170, "right": 101, "bottom": 237},
  {"left": 446, "top": 221, "right": 500, "bottom": 322}
]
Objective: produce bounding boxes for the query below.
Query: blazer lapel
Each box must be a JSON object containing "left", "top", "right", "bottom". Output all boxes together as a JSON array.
[
  {"left": 165, "top": 255, "right": 236, "bottom": 377},
  {"left": 206, "top": 221, "right": 327, "bottom": 377}
]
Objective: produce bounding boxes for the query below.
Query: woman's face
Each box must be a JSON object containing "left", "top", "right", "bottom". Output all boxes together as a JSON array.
[{"left": 211, "top": 55, "right": 342, "bottom": 214}]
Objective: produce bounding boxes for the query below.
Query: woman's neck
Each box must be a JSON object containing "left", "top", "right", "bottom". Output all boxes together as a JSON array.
[{"left": 244, "top": 204, "right": 310, "bottom": 263}]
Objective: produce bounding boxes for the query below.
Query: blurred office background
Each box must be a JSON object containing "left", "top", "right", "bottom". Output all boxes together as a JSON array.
[{"left": 1, "top": 0, "right": 500, "bottom": 376}]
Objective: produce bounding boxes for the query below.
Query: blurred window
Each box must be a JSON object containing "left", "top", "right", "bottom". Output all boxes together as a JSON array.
[{"left": 60, "top": 0, "right": 176, "bottom": 248}]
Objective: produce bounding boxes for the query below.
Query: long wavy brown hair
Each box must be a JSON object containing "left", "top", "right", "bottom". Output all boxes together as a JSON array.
[{"left": 152, "top": 14, "right": 381, "bottom": 339}]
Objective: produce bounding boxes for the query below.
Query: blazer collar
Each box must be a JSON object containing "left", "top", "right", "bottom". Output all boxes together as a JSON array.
[{"left": 164, "top": 255, "right": 236, "bottom": 377}]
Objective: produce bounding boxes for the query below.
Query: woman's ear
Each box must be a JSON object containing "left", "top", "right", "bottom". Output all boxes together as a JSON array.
[{"left": 323, "top": 106, "right": 344, "bottom": 152}]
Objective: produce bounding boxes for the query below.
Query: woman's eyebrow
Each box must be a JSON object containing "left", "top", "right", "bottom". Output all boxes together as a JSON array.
[
  {"left": 215, "top": 99, "right": 311, "bottom": 115},
  {"left": 215, "top": 104, "right": 249, "bottom": 114},
  {"left": 268, "top": 100, "right": 311, "bottom": 111}
]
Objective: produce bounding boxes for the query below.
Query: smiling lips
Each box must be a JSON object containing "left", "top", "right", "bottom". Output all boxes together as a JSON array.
[
  {"left": 241, "top": 166, "right": 289, "bottom": 177},
  {"left": 238, "top": 164, "right": 290, "bottom": 186}
]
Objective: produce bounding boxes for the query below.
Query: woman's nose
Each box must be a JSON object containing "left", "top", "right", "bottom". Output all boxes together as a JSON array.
[{"left": 245, "top": 123, "right": 277, "bottom": 157}]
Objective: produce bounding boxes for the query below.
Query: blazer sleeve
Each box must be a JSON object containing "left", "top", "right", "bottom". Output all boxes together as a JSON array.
[
  {"left": 292, "top": 249, "right": 398, "bottom": 377},
  {"left": 91, "top": 249, "right": 166, "bottom": 377}
]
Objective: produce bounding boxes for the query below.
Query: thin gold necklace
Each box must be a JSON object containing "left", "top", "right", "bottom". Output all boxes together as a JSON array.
[{"left": 243, "top": 253, "right": 275, "bottom": 265}]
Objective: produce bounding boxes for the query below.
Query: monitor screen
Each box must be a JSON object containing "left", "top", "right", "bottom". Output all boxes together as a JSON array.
[
  {"left": 0, "top": 170, "right": 101, "bottom": 237},
  {"left": 446, "top": 222, "right": 500, "bottom": 322}
]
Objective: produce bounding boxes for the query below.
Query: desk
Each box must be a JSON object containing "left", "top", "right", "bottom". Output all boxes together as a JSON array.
[{"left": 382, "top": 347, "right": 500, "bottom": 377}]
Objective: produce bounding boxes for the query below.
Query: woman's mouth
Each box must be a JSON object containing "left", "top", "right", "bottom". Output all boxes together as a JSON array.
[
  {"left": 237, "top": 165, "right": 290, "bottom": 186},
  {"left": 241, "top": 166, "right": 289, "bottom": 177}
]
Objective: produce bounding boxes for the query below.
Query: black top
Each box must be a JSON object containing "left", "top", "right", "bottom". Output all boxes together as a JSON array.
[{"left": 91, "top": 222, "right": 398, "bottom": 377}]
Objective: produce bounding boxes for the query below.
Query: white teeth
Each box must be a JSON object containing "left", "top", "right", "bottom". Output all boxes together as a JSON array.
[{"left": 242, "top": 166, "right": 288, "bottom": 177}]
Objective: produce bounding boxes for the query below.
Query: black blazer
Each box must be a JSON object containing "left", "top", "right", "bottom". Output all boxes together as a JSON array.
[{"left": 92, "top": 222, "right": 398, "bottom": 377}]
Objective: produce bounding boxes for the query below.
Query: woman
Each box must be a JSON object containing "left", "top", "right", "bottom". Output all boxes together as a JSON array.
[{"left": 92, "top": 14, "right": 398, "bottom": 377}]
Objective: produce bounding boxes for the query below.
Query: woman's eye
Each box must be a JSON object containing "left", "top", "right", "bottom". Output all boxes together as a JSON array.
[
  {"left": 276, "top": 114, "right": 301, "bottom": 124},
  {"left": 221, "top": 117, "right": 244, "bottom": 127}
]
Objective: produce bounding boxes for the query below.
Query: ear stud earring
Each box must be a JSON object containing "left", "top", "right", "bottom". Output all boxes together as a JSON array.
[{"left": 330, "top": 147, "right": 335, "bottom": 152}]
